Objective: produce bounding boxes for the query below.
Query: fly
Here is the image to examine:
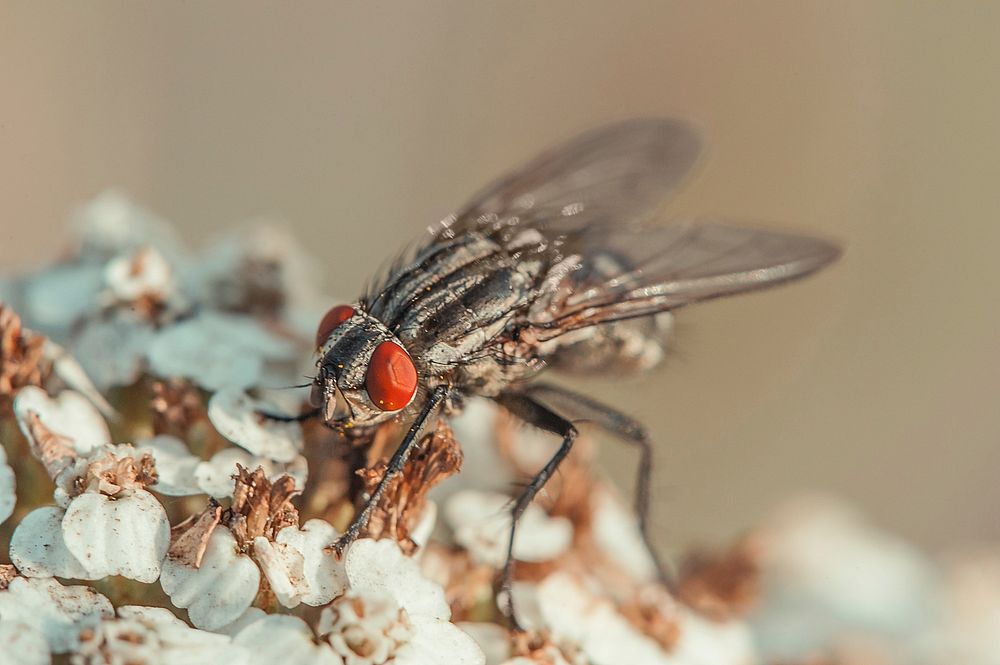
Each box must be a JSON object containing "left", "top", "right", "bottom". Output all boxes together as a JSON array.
[{"left": 283, "top": 119, "right": 840, "bottom": 626}]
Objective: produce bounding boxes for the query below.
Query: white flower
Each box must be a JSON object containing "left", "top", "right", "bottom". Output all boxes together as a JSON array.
[
  {"left": 0, "top": 443, "right": 15, "bottom": 527},
  {"left": 0, "top": 620, "right": 50, "bottom": 665},
  {"left": 0, "top": 577, "right": 113, "bottom": 654},
  {"left": 591, "top": 488, "right": 658, "bottom": 583},
  {"left": 10, "top": 444, "right": 170, "bottom": 583},
  {"left": 252, "top": 519, "right": 347, "bottom": 609},
  {"left": 444, "top": 490, "right": 572, "bottom": 568},
  {"left": 160, "top": 526, "right": 261, "bottom": 631},
  {"left": 233, "top": 615, "right": 343, "bottom": 665},
  {"left": 23, "top": 263, "right": 104, "bottom": 336},
  {"left": 752, "top": 495, "right": 937, "bottom": 660},
  {"left": 512, "top": 572, "right": 755, "bottom": 665},
  {"left": 194, "top": 447, "right": 307, "bottom": 499},
  {"left": 208, "top": 388, "right": 303, "bottom": 463},
  {"left": 73, "top": 605, "right": 248, "bottom": 665},
  {"left": 136, "top": 435, "right": 307, "bottom": 499},
  {"left": 148, "top": 311, "right": 297, "bottom": 390}
]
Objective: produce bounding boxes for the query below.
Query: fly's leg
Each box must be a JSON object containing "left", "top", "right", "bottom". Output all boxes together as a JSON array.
[
  {"left": 523, "top": 382, "right": 675, "bottom": 592},
  {"left": 331, "top": 385, "right": 450, "bottom": 556},
  {"left": 492, "top": 391, "right": 577, "bottom": 630},
  {"left": 255, "top": 408, "right": 320, "bottom": 423}
]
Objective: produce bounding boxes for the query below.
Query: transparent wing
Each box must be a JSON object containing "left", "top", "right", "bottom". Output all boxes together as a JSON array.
[
  {"left": 530, "top": 219, "right": 841, "bottom": 336},
  {"left": 432, "top": 118, "right": 702, "bottom": 245}
]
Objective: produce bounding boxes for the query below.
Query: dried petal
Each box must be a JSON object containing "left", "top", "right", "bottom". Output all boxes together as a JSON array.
[
  {"left": 168, "top": 502, "right": 223, "bottom": 568},
  {"left": 61, "top": 489, "right": 170, "bottom": 582},
  {"left": 208, "top": 388, "right": 303, "bottom": 463},
  {"left": 14, "top": 387, "right": 111, "bottom": 459},
  {"left": 160, "top": 526, "right": 260, "bottom": 630},
  {"left": 0, "top": 304, "right": 48, "bottom": 414},
  {"left": 677, "top": 540, "right": 760, "bottom": 621}
]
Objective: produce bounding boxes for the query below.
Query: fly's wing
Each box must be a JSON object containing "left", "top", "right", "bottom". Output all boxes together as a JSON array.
[
  {"left": 528, "top": 219, "right": 841, "bottom": 338},
  {"left": 433, "top": 118, "right": 702, "bottom": 245}
]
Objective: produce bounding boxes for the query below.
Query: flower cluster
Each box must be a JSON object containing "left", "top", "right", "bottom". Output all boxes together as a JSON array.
[{"left": 6, "top": 193, "right": 989, "bottom": 665}]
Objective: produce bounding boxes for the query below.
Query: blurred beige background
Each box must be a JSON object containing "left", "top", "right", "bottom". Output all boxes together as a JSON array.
[{"left": 2, "top": 2, "right": 999, "bottom": 554}]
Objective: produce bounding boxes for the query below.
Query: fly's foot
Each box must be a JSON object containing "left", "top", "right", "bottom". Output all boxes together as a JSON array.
[{"left": 330, "top": 523, "right": 362, "bottom": 559}]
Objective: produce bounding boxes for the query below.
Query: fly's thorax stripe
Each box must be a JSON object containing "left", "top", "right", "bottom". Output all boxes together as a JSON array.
[{"left": 373, "top": 234, "right": 501, "bottom": 324}]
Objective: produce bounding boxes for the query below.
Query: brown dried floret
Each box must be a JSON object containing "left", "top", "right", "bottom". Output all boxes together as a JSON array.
[
  {"left": 360, "top": 419, "right": 463, "bottom": 553},
  {"left": 167, "top": 501, "right": 223, "bottom": 567},
  {"left": 511, "top": 630, "right": 585, "bottom": 665},
  {"left": 228, "top": 465, "right": 300, "bottom": 547},
  {"left": 0, "top": 305, "right": 49, "bottom": 415},
  {"left": 677, "top": 538, "right": 761, "bottom": 621},
  {"left": 149, "top": 378, "right": 206, "bottom": 437},
  {"left": 620, "top": 585, "right": 683, "bottom": 651},
  {"left": 76, "top": 450, "right": 158, "bottom": 497},
  {"left": 0, "top": 564, "right": 17, "bottom": 591}
]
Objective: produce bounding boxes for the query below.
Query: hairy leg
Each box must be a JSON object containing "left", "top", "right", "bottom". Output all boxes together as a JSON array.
[
  {"left": 492, "top": 391, "right": 577, "bottom": 630},
  {"left": 523, "top": 382, "right": 674, "bottom": 591}
]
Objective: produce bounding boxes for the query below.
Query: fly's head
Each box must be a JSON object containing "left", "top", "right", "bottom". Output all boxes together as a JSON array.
[{"left": 312, "top": 304, "right": 419, "bottom": 429}]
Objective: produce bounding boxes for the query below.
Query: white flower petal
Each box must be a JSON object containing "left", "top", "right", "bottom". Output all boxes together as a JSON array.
[
  {"left": 234, "top": 615, "right": 343, "bottom": 665},
  {"left": 115, "top": 606, "right": 249, "bottom": 664},
  {"left": 458, "top": 622, "right": 511, "bottom": 665},
  {"left": 255, "top": 519, "right": 346, "bottom": 608},
  {"left": 395, "top": 616, "right": 486, "bottom": 665},
  {"left": 24, "top": 264, "right": 104, "bottom": 334},
  {"left": 592, "top": 489, "right": 657, "bottom": 583},
  {"left": 42, "top": 340, "right": 117, "bottom": 420},
  {"left": 72, "top": 313, "right": 155, "bottom": 390},
  {"left": 61, "top": 490, "right": 170, "bottom": 582},
  {"left": 0, "top": 621, "right": 51, "bottom": 665},
  {"left": 0, "top": 445, "right": 14, "bottom": 526},
  {"left": 161, "top": 526, "right": 260, "bottom": 630},
  {"left": 0, "top": 577, "right": 113, "bottom": 653},
  {"left": 9, "top": 506, "right": 90, "bottom": 579},
  {"left": 345, "top": 539, "right": 450, "bottom": 621},
  {"left": 149, "top": 316, "right": 262, "bottom": 390},
  {"left": 670, "top": 610, "right": 756, "bottom": 665},
  {"left": 14, "top": 387, "right": 111, "bottom": 456},
  {"left": 208, "top": 388, "right": 303, "bottom": 463},
  {"left": 212, "top": 607, "right": 268, "bottom": 637},
  {"left": 444, "top": 490, "right": 572, "bottom": 567},
  {"left": 137, "top": 434, "right": 203, "bottom": 496},
  {"left": 194, "top": 448, "right": 307, "bottom": 499}
]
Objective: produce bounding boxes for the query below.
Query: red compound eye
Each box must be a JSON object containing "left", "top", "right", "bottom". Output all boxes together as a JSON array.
[
  {"left": 365, "top": 341, "right": 418, "bottom": 411},
  {"left": 316, "top": 305, "right": 355, "bottom": 347}
]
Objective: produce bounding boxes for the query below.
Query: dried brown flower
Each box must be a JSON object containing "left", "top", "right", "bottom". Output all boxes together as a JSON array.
[
  {"left": 620, "top": 585, "right": 683, "bottom": 651},
  {"left": 77, "top": 450, "right": 158, "bottom": 497},
  {"left": 167, "top": 501, "right": 223, "bottom": 567},
  {"left": 360, "top": 419, "right": 463, "bottom": 553},
  {"left": 677, "top": 538, "right": 761, "bottom": 621},
  {"left": 149, "top": 378, "right": 206, "bottom": 437},
  {"left": 0, "top": 564, "right": 17, "bottom": 591},
  {"left": 511, "top": 630, "right": 585, "bottom": 665},
  {"left": 228, "top": 465, "right": 300, "bottom": 547},
  {"left": 0, "top": 305, "right": 48, "bottom": 415}
]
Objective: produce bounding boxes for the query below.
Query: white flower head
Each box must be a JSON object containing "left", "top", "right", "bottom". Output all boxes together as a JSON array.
[
  {"left": 208, "top": 387, "right": 303, "bottom": 463},
  {"left": 253, "top": 519, "right": 347, "bottom": 609},
  {"left": 74, "top": 605, "right": 246, "bottom": 665},
  {"left": 10, "top": 443, "right": 170, "bottom": 583},
  {"left": 444, "top": 490, "right": 572, "bottom": 568},
  {"left": 0, "top": 576, "right": 113, "bottom": 654}
]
